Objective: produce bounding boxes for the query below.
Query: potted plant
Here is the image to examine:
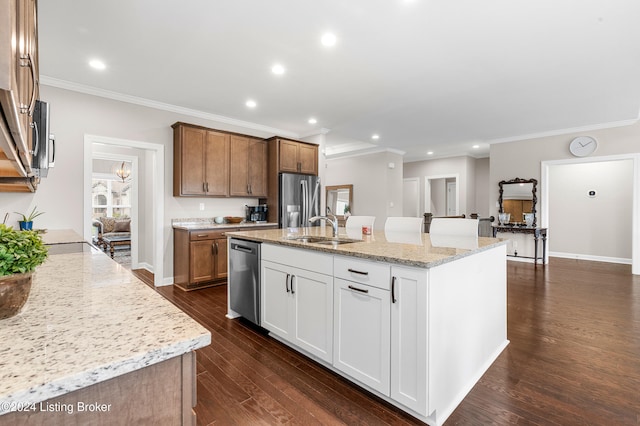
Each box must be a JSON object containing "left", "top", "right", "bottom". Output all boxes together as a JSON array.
[
  {"left": 14, "top": 206, "right": 45, "bottom": 231},
  {"left": 0, "top": 224, "right": 48, "bottom": 319},
  {"left": 343, "top": 204, "right": 351, "bottom": 218}
]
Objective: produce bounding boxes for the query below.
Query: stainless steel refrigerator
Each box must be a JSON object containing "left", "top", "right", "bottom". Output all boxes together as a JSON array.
[{"left": 279, "top": 173, "right": 321, "bottom": 228}]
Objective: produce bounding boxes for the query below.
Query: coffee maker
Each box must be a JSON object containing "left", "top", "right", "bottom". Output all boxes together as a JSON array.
[{"left": 245, "top": 204, "right": 268, "bottom": 223}]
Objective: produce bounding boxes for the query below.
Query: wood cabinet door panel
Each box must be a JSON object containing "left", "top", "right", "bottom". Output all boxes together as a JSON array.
[
  {"left": 204, "top": 131, "right": 230, "bottom": 196},
  {"left": 278, "top": 140, "right": 299, "bottom": 173},
  {"left": 179, "top": 127, "right": 206, "bottom": 195},
  {"left": 213, "top": 237, "right": 228, "bottom": 280},
  {"left": 248, "top": 139, "right": 267, "bottom": 196},
  {"left": 229, "top": 135, "right": 249, "bottom": 196},
  {"left": 298, "top": 143, "right": 318, "bottom": 175},
  {"left": 189, "top": 240, "right": 215, "bottom": 283}
]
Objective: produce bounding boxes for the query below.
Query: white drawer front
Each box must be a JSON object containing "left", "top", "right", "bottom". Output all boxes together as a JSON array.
[
  {"left": 334, "top": 256, "right": 390, "bottom": 290},
  {"left": 262, "top": 244, "right": 333, "bottom": 275}
]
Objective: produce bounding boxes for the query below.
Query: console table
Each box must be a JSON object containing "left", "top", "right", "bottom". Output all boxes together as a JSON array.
[{"left": 492, "top": 225, "right": 548, "bottom": 265}]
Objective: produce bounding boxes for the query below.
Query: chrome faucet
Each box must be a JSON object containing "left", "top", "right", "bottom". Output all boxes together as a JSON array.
[{"left": 309, "top": 214, "right": 339, "bottom": 238}]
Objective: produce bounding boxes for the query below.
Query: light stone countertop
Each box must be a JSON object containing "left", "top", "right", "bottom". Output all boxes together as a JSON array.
[
  {"left": 226, "top": 226, "right": 507, "bottom": 268},
  {"left": 172, "top": 218, "right": 278, "bottom": 231},
  {"left": 40, "top": 229, "right": 85, "bottom": 245},
  {"left": 0, "top": 249, "right": 211, "bottom": 414}
]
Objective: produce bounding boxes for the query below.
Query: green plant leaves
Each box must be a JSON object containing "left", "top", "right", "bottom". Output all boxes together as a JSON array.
[{"left": 0, "top": 224, "right": 48, "bottom": 276}]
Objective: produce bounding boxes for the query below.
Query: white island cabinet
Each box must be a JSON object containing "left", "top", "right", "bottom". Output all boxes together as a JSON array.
[
  {"left": 333, "top": 256, "right": 391, "bottom": 395},
  {"left": 228, "top": 228, "right": 508, "bottom": 426},
  {"left": 261, "top": 244, "right": 334, "bottom": 363}
]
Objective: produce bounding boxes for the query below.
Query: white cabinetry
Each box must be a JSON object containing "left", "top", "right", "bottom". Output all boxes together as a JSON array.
[
  {"left": 390, "top": 266, "right": 429, "bottom": 416},
  {"left": 334, "top": 277, "right": 390, "bottom": 394},
  {"left": 333, "top": 256, "right": 391, "bottom": 395},
  {"left": 261, "top": 244, "right": 333, "bottom": 363}
]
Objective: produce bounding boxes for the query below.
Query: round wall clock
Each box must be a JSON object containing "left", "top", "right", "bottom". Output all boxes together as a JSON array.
[{"left": 569, "top": 136, "right": 598, "bottom": 157}]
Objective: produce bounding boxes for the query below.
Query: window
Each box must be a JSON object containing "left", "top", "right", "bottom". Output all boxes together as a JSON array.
[{"left": 92, "top": 174, "right": 132, "bottom": 219}]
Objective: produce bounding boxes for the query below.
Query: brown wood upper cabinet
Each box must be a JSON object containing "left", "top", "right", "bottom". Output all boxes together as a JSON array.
[
  {"left": 173, "top": 123, "right": 230, "bottom": 197},
  {"left": 0, "top": 0, "right": 39, "bottom": 191},
  {"left": 276, "top": 138, "right": 318, "bottom": 175},
  {"left": 229, "top": 135, "right": 267, "bottom": 197}
]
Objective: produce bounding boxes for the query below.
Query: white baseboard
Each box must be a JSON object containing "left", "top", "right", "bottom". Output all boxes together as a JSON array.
[
  {"left": 137, "top": 262, "right": 154, "bottom": 272},
  {"left": 160, "top": 277, "right": 174, "bottom": 287},
  {"left": 549, "top": 252, "right": 632, "bottom": 265}
]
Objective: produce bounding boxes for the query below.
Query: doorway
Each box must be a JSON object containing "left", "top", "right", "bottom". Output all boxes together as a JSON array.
[
  {"left": 541, "top": 154, "right": 640, "bottom": 275},
  {"left": 424, "top": 174, "right": 460, "bottom": 217},
  {"left": 83, "top": 135, "right": 165, "bottom": 287},
  {"left": 91, "top": 154, "right": 138, "bottom": 269}
]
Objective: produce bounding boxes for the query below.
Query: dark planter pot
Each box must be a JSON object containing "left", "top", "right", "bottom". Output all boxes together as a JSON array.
[
  {"left": 18, "top": 221, "right": 33, "bottom": 231},
  {"left": 0, "top": 272, "right": 33, "bottom": 319}
]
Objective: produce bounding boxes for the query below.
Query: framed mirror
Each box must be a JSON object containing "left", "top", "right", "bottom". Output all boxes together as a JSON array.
[
  {"left": 498, "top": 178, "right": 538, "bottom": 227},
  {"left": 326, "top": 184, "right": 353, "bottom": 225}
]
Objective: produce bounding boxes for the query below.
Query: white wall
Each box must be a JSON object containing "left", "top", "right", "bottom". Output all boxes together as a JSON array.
[
  {"left": 548, "top": 160, "right": 633, "bottom": 261},
  {"left": 403, "top": 155, "right": 489, "bottom": 217},
  {"left": 324, "top": 151, "right": 404, "bottom": 230},
  {"left": 474, "top": 157, "right": 490, "bottom": 217},
  {"left": 490, "top": 121, "right": 640, "bottom": 266},
  {"left": 0, "top": 85, "right": 283, "bottom": 283}
]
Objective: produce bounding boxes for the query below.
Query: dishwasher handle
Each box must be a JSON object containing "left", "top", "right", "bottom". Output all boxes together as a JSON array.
[{"left": 231, "top": 243, "right": 255, "bottom": 254}]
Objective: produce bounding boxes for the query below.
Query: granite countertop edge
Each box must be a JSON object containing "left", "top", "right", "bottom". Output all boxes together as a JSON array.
[
  {"left": 172, "top": 220, "right": 278, "bottom": 230},
  {"left": 0, "top": 250, "right": 211, "bottom": 414},
  {"left": 226, "top": 229, "right": 508, "bottom": 269},
  {"left": 0, "top": 335, "right": 210, "bottom": 414}
]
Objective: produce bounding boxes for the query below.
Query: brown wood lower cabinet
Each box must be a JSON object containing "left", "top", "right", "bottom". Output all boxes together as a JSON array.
[
  {"left": 173, "top": 226, "right": 276, "bottom": 291},
  {"left": 1, "top": 352, "right": 197, "bottom": 425}
]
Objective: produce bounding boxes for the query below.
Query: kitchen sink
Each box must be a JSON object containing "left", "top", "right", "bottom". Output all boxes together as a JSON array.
[{"left": 285, "top": 236, "right": 360, "bottom": 245}]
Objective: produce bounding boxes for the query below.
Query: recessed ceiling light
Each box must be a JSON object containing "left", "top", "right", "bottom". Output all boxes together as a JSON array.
[
  {"left": 308, "top": 118, "right": 317, "bottom": 124},
  {"left": 427, "top": 151, "right": 434, "bottom": 155},
  {"left": 245, "top": 100, "right": 257, "bottom": 108},
  {"left": 371, "top": 134, "right": 380, "bottom": 140},
  {"left": 89, "top": 59, "right": 106, "bottom": 70},
  {"left": 472, "top": 144, "right": 480, "bottom": 149},
  {"left": 321, "top": 33, "right": 337, "bottom": 47},
  {"left": 271, "top": 64, "right": 285, "bottom": 75}
]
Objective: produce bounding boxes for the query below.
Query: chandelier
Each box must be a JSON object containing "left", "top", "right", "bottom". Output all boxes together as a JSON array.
[{"left": 114, "top": 161, "right": 131, "bottom": 182}]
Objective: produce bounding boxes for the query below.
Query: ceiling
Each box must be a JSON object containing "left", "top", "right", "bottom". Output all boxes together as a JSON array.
[{"left": 37, "top": 0, "right": 640, "bottom": 162}]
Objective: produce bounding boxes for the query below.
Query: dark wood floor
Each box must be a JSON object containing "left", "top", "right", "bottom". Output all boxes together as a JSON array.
[{"left": 133, "top": 258, "right": 640, "bottom": 425}]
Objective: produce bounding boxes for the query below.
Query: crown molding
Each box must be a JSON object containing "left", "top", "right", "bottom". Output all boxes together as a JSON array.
[
  {"left": 299, "top": 127, "right": 331, "bottom": 138},
  {"left": 325, "top": 145, "right": 406, "bottom": 160},
  {"left": 487, "top": 118, "right": 638, "bottom": 145},
  {"left": 40, "top": 76, "right": 299, "bottom": 138}
]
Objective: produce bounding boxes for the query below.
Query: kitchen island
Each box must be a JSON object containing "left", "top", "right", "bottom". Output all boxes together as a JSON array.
[
  {"left": 226, "top": 226, "right": 508, "bottom": 426},
  {"left": 0, "top": 242, "right": 211, "bottom": 424}
]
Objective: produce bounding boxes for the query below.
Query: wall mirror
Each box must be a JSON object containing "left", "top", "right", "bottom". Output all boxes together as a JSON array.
[
  {"left": 326, "top": 184, "right": 353, "bottom": 224},
  {"left": 498, "top": 178, "right": 538, "bottom": 227}
]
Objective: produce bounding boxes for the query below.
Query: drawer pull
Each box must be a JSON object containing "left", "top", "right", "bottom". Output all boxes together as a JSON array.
[
  {"left": 291, "top": 275, "right": 296, "bottom": 294},
  {"left": 348, "top": 285, "right": 369, "bottom": 294},
  {"left": 286, "top": 273, "right": 291, "bottom": 293},
  {"left": 347, "top": 268, "right": 368, "bottom": 276},
  {"left": 196, "top": 234, "right": 208, "bottom": 237}
]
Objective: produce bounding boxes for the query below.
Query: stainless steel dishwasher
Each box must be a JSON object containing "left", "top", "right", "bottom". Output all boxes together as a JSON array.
[{"left": 229, "top": 238, "right": 261, "bottom": 326}]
